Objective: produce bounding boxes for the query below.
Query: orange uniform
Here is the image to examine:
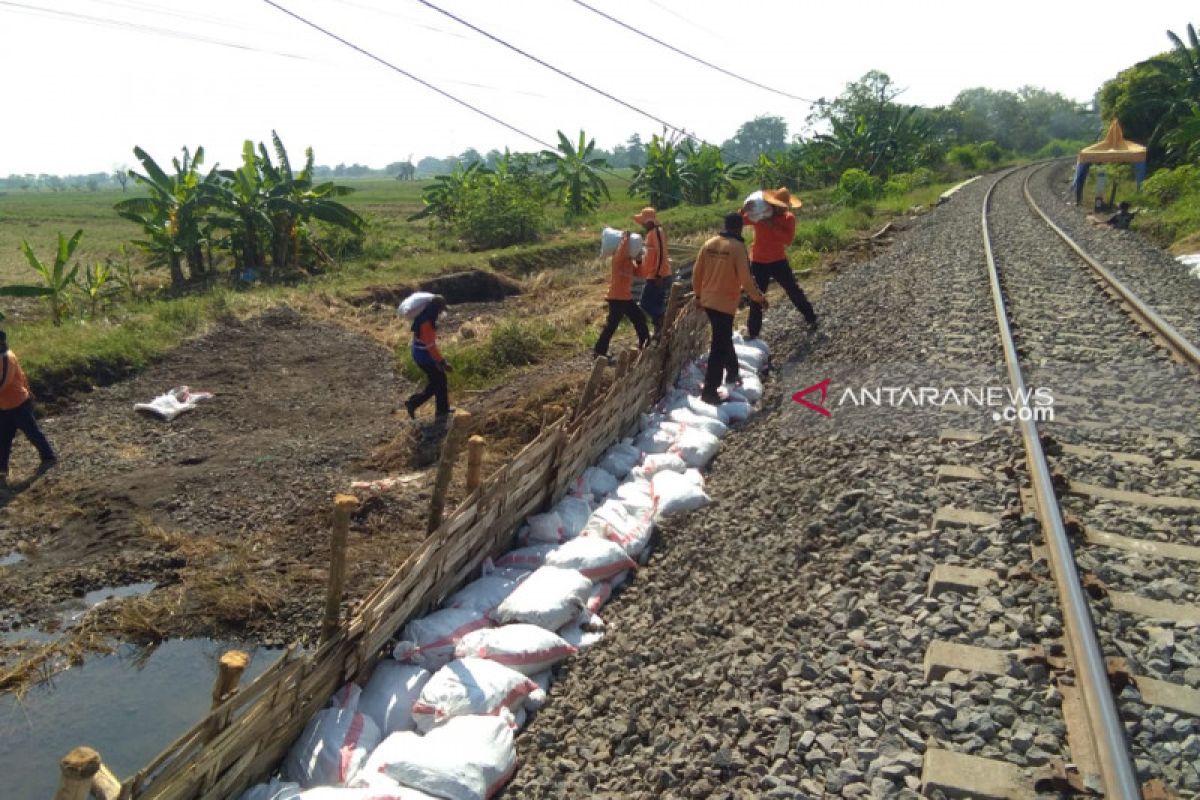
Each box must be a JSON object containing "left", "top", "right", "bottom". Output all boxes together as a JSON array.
[
  {"left": 692, "top": 234, "right": 766, "bottom": 314},
  {"left": 742, "top": 210, "right": 796, "bottom": 263},
  {"left": 606, "top": 237, "right": 638, "bottom": 301},
  {"left": 639, "top": 225, "right": 670, "bottom": 280},
  {"left": 0, "top": 352, "right": 32, "bottom": 411}
]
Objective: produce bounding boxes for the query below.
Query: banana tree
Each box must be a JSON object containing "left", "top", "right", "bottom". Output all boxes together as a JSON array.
[
  {"left": 679, "top": 142, "right": 751, "bottom": 205},
  {"left": 76, "top": 259, "right": 116, "bottom": 318},
  {"left": 541, "top": 130, "right": 610, "bottom": 219},
  {"left": 212, "top": 140, "right": 272, "bottom": 272},
  {"left": 0, "top": 230, "right": 83, "bottom": 325},
  {"left": 629, "top": 134, "right": 684, "bottom": 210},
  {"left": 409, "top": 160, "right": 490, "bottom": 223}
]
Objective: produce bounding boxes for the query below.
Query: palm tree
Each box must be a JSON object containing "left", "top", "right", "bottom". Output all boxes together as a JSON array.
[{"left": 541, "top": 130, "right": 610, "bottom": 219}]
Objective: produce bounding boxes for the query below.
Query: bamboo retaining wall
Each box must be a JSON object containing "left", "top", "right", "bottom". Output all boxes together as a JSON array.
[{"left": 119, "top": 286, "right": 708, "bottom": 800}]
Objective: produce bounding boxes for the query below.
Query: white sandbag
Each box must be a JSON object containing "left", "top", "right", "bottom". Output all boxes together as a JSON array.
[
  {"left": 329, "top": 682, "right": 364, "bottom": 710},
  {"left": 559, "top": 623, "right": 605, "bottom": 650},
  {"left": 301, "top": 787, "right": 437, "bottom": 800},
  {"left": 454, "top": 623, "right": 577, "bottom": 675},
  {"left": 239, "top": 779, "right": 302, "bottom": 800},
  {"left": 667, "top": 407, "right": 728, "bottom": 438},
  {"left": 443, "top": 574, "right": 525, "bottom": 615},
  {"left": 739, "top": 374, "right": 763, "bottom": 403},
  {"left": 411, "top": 658, "right": 538, "bottom": 732},
  {"left": 652, "top": 469, "right": 711, "bottom": 519},
  {"left": 721, "top": 400, "right": 753, "bottom": 422},
  {"left": 583, "top": 497, "right": 654, "bottom": 557},
  {"left": 599, "top": 228, "right": 643, "bottom": 259},
  {"left": 570, "top": 466, "right": 619, "bottom": 500},
  {"left": 284, "top": 688, "right": 381, "bottom": 788},
  {"left": 740, "top": 337, "right": 769, "bottom": 357},
  {"left": 519, "top": 510, "right": 566, "bottom": 545},
  {"left": 684, "top": 394, "right": 732, "bottom": 424},
  {"left": 744, "top": 190, "right": 772, "bottom": 222},
  {"left": 674, "top": 427, "right": 722, "bottom": 468},
  {"left": 490, "top": 566, "right": 591, "bottom": 631},
  {"left": 613, "top": 477, "right": 655, "bottom": 517},
  {"left": 392, "top": 607, "right": 491, "bottom": 670},
  {"left": 597, "top": 441, "right": 641, "bottom": 479},
  {"left": 734, "top": 343, "right": 766, "bottom": 371},
  {"left": 545, "top": 534, "right": 637, "bottom": 581},
  {"left": 359, "top": 660, "right": 431, "bottom": 736},
  {"left": 633, "top": 452, "right": 687, "bottom": 479},
  {"left": 634, "top": 423, "right": 680, "bottom": 454},
  {"left": 480, "top": 561, "right": 533, "bottom": 581},
  {"left": 398, "top": 291, "right": 435, "bottom": 320},
  {"left": 492, "top": 543, "right": 559, "bottom": 571},
  {"left": 553, "top": 495, "right": 593, "bottom": 539},
  {"left": 374, "top": 713, "right": 517, "bottom": 800}
]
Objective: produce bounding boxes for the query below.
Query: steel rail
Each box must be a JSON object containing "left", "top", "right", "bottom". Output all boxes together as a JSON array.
[
  {"left": 1023, "top": 165, "right": 1200, "bottom": 371},
  {"left": 980, "top": 169, "right": 1142, "bottom": 799}
]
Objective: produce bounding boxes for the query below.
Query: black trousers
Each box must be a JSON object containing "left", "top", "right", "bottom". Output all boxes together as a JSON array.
[
  {"left": 702, "top": 308, "right": 738, "bottom": 398},
  {"left": 594, "top": 299, "right": 649, "bottom": 357},
  {"left": 408, "top": 360, "right": 450, "bottom": 415},
  {"left": 748, "top": 259, "right": 816, "bottom": 338},
  {"left": 0, "top": 400, "right": 55, "bottom": 473}
]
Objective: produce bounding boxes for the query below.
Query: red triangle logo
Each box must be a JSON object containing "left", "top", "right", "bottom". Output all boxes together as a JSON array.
[{"left": 792, "top": 379, "right": 832, "bottom": 417}]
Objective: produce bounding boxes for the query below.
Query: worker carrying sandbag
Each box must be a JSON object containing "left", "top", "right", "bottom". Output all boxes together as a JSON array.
[
  {"left": 402, "top": 294, "right": 453, "bottom": 419},
  {"left": 593, "top": 230, "right": 650, "bottom": 361},
  {"left": 632, "top": 207, "right": 672, "bottom": 336},
  {"left": 741, "top": 187, "right": 818, "bottom": 338},
  {"left": 692, "top": 213, "right": 767, "bottom": 406}
]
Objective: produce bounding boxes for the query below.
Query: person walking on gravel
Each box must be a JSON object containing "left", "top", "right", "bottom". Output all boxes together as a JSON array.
[
  {"left": 692, "top": 213, "right": 767, "bottom": 405},
  {"left": 0, "top": 331, "right": 56, "bottom": 488},
  {"left": 633, "top": 207, "right": 671, "bottom": 336},
  {"left": 594, "top": 229, "right": 650, "bottom": 361},
  {"left": 741, "top": 187, "right": 818, "bottom": 338},
  {"left": 404, "top": 295, "right": 453, "bottom": 419}
]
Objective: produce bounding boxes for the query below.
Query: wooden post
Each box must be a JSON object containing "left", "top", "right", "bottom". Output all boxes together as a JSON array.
[
  {"left": 322, "top": 495, "right": 358, "bottom": 642},
  {"left": 466, "top": 435, "right": 485, "bottom": 493},
  {"left": 573, "top": 358, "right": 608, "bottom": 423},
  {"left": 54, "top": 747, "right": 103, "bottom": 800},
  {"left": 427, "top": 411, "right": 472, "bottom": 534},
  {"left": 92, "top": 761, "right": 122, "bottom": 800},
  {"left": 614, "top": 349, "right": 633, "bottom": 380},
  {"left": 204, "top": 649, "right": 250, "bottom": 743}
]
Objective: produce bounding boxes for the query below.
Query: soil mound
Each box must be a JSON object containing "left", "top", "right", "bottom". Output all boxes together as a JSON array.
[{"left": 351, "top": 269, "right": 522, "bottom": 309}]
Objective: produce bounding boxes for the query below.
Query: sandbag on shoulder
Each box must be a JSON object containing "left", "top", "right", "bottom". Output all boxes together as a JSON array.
[
  {"left": 411, "top": 658, "right": 538, "bottom": 732},
  {"left": 490, "top": 566, "right": 591, "bottom": 631},
  {"left": 454, "top": 623, "right": 577, "bottom": 675},
  {"left": 392, "top": 607, "right": 491, "bottom": 670},
  {"left": 372, "top": 713, "right": 518, "bottom": 800}
]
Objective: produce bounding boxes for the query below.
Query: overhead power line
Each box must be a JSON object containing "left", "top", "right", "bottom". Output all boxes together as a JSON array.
[
  {"left": 569, "top": 0, "right": 817, "bottom": 104},
  {"left": 412, "top": 0, "right": 716, "bottom": 148}
]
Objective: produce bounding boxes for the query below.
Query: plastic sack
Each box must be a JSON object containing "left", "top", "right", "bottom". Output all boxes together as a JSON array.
[
  {"left": 300, "top": 787, "right": 437, "bottom": 799},
  {"left": 490, "top": 566, "right": 591, "bottom": 631},
  {"left": 597, "top": 441, "right": 642, "bottom": 479},
  {"left": 633, "top": 452, "right": 687, "bottom": 480},
  {"left": 684, "top": 393, "right": 733, "bottom": 424},
  {"left": 526, "top": 670, "right": 552, "bottom": 711},
  {"left": 359, "top": 660, "right": 431, "bottom": 737},
  {"left": 284, "top": 685, "right": 381, "bottom": 788},
  {"left": 583, "top": 497, "right": 653, "bottom": 557},
  {"left": 652, "top": 469, "right": 711, "bottom": 519},
  {"left": 599, "top": 227, "right": 644, "bottom": 259},
  {"left": 721, "top": 400, "right": 754, "bottom": 423},
  {"left": 744, "top": 190, "right": 772, "bottom": 222},
  {"left": 392, "top": 607, "right": 491, "bottom": 670},
  {"left": 559, "top": 623, "right": 605, "bottom": 651},
  {"left": 553, "top": 495, "right": 593, "bottom": 539},
  {"left": 737, "top": 336, "right": 770, "bottom": 358},
  {"left": 545, "top": 534, "right": 638, "bottom": 581},
  {"left": 667, "top": 407, "right": 728, "bottom": 438},
  {"left": 411, "top": 657, "right": 538, "bottom": 732},
  {"left": 519, "top": 510, "right": 566, "bottom": 545},
  {"left": 454, "top": 623, "right": 577, "bottom": 675},
  {"left": 373, "top": 713, "right": 517, "bottom": 800},
  {"left": 398, "top": 291, "right": 435, "bottom": 320},
  {"left": 739, "top": 374, "right": 763, "bottom": 403},
  {"left": 443, "top": 574, "right": 526, "bottom": 615},
  {"left": 676, "top": 362, "right": 705, "bottom": 393},
  {"left": 238, "top": 779, "right": 302, "bottom": 800},
  {"left": 134, "top": 385, "right": 214, "bottom": 422},
  {"left": 674, "top": 428, "right": 722, "bottom": 468},
  {"left": 493, "top": 543, "right": 560, "bottom": 571},
  {"left": 634, "top": 423, "right": 680, "bottom": 455},
  {"left": 733, "top": 344, "right": 766, "bottom": 372},
  {"left": 613, "top": 478, "right": 655, "bottom": 518},
  {"left": 570, "top": 466, "right": 619, "bottom": 500}
]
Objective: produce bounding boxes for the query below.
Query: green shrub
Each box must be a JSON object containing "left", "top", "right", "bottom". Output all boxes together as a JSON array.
[
  {"left": 457, "top": 180, "right": 543, "bottom": 250},
  {"left": 797, "top": 219, "right": 849, "bottom": 252},
  {"left": 1141, "top": 165, "right": 1200, "bottom": 206},
  {"left": 884, "top": 174, "right": 913, "bottom": 195},
  {"left": 947, "top": 145, "right": 979, "bottom": 170},
  {"left": 977, "top": 141, "right": 1003, "bottom": 164},
  {"left": 1034, "top": 139, "right": 1089, "bottom": 159},
  {"left": 315, "top": 222, "right": 366, "bottom": 259},
  {"left": 838, "top": 168, "right": 881, "bottom": 204}
]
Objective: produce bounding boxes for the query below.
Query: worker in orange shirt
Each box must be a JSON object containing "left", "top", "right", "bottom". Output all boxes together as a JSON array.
[
  {"left": 594, "top": 230, "right": 650, "bottom": 361},
  {"left": 692, "top": 213, "right": 768, "bottom": 405},
  {"left": 0, "top": 331, "right": 56, "bottom": 488},
  {"left": 741, "top": 187, "right": 817, "bottom": 338},
  {"left": 403, "top": 295, "right": 453, "bottom": 419},
  {"left": 632, "top": 207, "right": 671, "bottom": 335}
]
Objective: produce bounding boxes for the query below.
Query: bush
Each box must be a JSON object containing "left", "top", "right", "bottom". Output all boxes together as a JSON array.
[
  {"left": 314, "top": 222, "right": 365, "bottom": 259},
  {"left": 947, "top": 145, "right": 979, "bottom": 170},
  {"left": 837, "top": 168, "right": 881, "bottom": 204},
  {"left": 1141, "top": 165, "right": 1200, "bottom": 206},
  {"left": 884, "top": 174, "right": 913, "bottom": 195},
  {"left": 457, "top": 180, "right": 544, "bottom": 250},
  {"left": 977, "top": 141, "right": 1003, "bottom": 164},
  {"left": 797, "top": 219, "right": 849, "bottom": 252},
  {"left": 1035, "top": 139, "right": 1089, "bottom": 159}
]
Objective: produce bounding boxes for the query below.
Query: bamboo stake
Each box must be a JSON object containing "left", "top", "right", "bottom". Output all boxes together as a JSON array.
[
  {"left": 427, "top": 411, "right": 472, "bottom": 534},
  {"left": 201, "top": 649, "right": 251, "bottom": 744},
  {"left": 322, "top": 495, "right": 358, "bottom": 642},
  {"left": 54, "top": 747, "right": 103, "bottom": 800},
  {"left": 465, "top": 435, "right": 486, "bottom": 493},
  {"left": 91, "top": 762, "right": 121, "bottom": 800},
  {"left": 573, "top": 358, "right": 608, "bottom": 422}
]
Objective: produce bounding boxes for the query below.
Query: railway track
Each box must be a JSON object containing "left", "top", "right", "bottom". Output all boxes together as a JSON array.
[{"left": 922, "top": 163, "right": 1200, "bottom": 798}]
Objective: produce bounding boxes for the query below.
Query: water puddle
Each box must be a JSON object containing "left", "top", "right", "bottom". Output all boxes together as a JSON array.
[
  {"left": 59, "top": 581, "right": 157, "bottom": 627},
  {"left": 0, "top": 627, "right": 56, "bottom": 646},
  {"left": 0, "top": 639, "right": 283, "bottom": 800},
  {"left": 0, "top": 551, "right": 26, "bottom": 567}
]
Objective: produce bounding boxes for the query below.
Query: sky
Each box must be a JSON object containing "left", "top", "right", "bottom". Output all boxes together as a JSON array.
[{"left": 0, "top": 0, "right": 1195, "bottom": 176}]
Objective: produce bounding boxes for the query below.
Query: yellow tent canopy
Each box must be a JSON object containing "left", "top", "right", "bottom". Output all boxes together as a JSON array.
[{"left": 1077, "top": 120, "right": 1147, "bottom": 164}]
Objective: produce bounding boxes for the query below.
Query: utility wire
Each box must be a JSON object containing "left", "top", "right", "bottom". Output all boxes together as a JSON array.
[
  {"left": 569, "top": 0, "right": 816, "bottom": 104},
  {"left": 0, "top": 0, "right": 310, "bottom": 59},
  {"left": 412, "top": 0, "right": 718, "bottom": 148}
]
